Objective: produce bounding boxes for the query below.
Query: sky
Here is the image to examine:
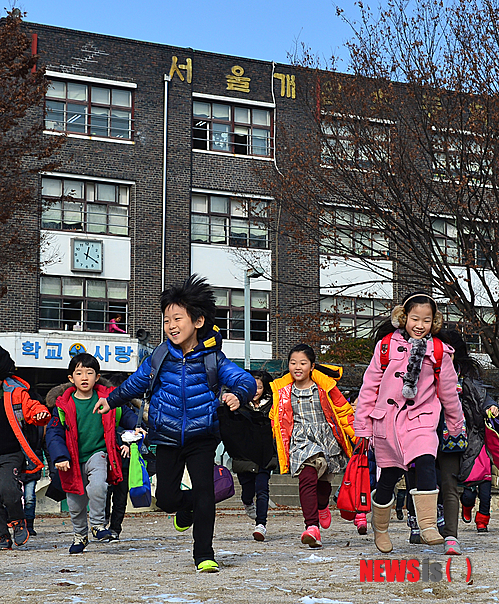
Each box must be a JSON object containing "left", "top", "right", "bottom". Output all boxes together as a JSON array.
[{"left": 14, "top": 0, "right": 366, "bottom": 70}]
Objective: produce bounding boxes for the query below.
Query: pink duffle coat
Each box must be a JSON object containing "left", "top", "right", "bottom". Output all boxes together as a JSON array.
[{"left": 354, "top": 330, "right": 463, "bottom": 469}]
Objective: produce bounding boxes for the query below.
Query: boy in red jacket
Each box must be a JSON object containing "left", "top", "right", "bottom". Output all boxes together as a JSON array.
[
  {"left": 46, "top": 353, "right": 136, "bottom": 554},
  {"left": 0, "top": 346, "right": 50, "bottom": 549}
]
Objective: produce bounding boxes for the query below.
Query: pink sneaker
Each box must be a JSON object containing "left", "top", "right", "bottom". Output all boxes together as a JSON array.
[
  {"left": 301, "top": 525, "right": 322, "bottom": 548},
  {"left": 318, "top": 507, "right": 332, "bottom": 529},
  {"left": 444, "top": 536, "right": 462, "bottom": 555},
  {"left": 354, "top": 513, "right": 368, "bottom": 535}
]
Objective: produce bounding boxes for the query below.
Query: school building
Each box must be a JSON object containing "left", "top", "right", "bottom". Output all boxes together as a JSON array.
[{"left": 0, "top": 21, "right": 400, "bottom": 392}]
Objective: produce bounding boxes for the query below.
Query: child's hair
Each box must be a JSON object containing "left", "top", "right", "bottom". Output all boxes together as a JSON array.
[
  {"left": 68, "top": 353, "right": 101, "bottom": 375},
  {"left": 288, "top": 343, "right": 315, "bottom": 364},
  {"left": 250, "top": 369, "right": 273, "bottom": 399},
  {"left": 439, "top": 329, "right": 482, "bottom": 379},
  {"left": 160, "top": 274, "right": 216, "bottom": 340},
  {"left": 373, "top": 291, "right": 444, "bottom": 342},
  {"left": 0, "top": 346, "right": 15, "bottom": 381},
  {"left": 287, "top": 344, "right": 341, "bottom": 379}
]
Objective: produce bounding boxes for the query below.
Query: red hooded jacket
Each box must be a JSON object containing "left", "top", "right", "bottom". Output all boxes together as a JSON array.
[{"left": 46, "top": 384, "right": 124, "bottom": 496}]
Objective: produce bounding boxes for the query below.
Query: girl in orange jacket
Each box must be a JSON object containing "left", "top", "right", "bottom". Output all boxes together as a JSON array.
[{"left": 269, "top": 344, "right": 355, "bottom": 548}]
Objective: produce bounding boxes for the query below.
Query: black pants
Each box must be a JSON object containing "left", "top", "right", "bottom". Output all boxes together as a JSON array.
[
  {"left": 375, "top": 454, "right": 437, "bottom": 506},
  {"left": 106, "top": 462, "right": 130, "bottom": 535},
  {"left": 437, "top": 450, "right": 461, "bottom": 537},
  {"left": 461, "top": 481, "right": 492, "bottom": 516},
  {"left": 238, "top": 468, "right": 271, "bottom": 526},
  {"left": 0, "top": 451, "right": 25, "bottom": 536},
  {"left": 155, "top": 436, "right": 218, "bottom": 565}
]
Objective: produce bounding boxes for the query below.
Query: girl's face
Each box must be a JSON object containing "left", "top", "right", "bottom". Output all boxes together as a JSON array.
[
  {"left": 253, "top": 378, "right": 264, "bottom": 404},
  {"left": 405, "top": 303, "right": 433, "bottom": 339},
  {"left": 288, "top": 351, "right": 314, "bottom": 386}
]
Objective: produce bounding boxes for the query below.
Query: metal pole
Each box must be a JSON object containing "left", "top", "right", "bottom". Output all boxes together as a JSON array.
[{"left": 244, "top": 271, "right": 251, "bottom": 370}]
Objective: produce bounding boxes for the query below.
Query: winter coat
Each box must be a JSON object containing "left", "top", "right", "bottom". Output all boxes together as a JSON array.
[
  {"left": 231, "top": 396, "right": 278, "bottom": 474},
  {"left": 45, "top": 383, "right": 136, "bottom": 496},
  {"left": 2, "top": 376, "right": 50, "bottom": 474},
  {"left": 269, "top": 366, "right": 355, "bottom": 475},
  {"left": 354, "top": 330, "right": 463, "bottom": 469},
  {"left": 106, "top": 328, "right": 257, "bottom": 447},
  {"left": 454, "top": 376, "right": 496, "bottom": 482}
]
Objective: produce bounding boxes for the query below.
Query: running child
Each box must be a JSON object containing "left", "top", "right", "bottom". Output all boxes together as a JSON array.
[
  {"left": 233, "top": 369, "right": 277, "bottom": 542},
  {"left": 354, "top": 292, "right": 463, "bottom": 553},
  {"left": 270, "top": 344, "right": 355, "bottom": 548},
  {"left": 45, "top": 353, "right": 137, "bottom": 554},
  {"left": 94, "top": 274, "right": 256, "bottom": 572}
]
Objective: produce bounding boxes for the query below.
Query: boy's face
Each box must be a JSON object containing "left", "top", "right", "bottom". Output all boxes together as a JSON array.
[
  {"left": 68, "top": 363, "right": 100, "bottom": 399},
  {"left": 163, "top": 303, "right": 205, "bottom": 354}
]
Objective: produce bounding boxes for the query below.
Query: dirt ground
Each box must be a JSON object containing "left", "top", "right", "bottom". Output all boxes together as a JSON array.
[{"left": 2, "top": 507, "right": 499, "bottom": 604}]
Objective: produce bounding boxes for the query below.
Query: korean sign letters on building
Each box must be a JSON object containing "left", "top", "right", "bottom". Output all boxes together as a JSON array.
[{"left": 2, "top": 333, "right": 138, "bottom": 372}]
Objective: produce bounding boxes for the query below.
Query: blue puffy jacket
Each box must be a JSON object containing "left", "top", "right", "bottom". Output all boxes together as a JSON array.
[{"left": 107, "top": 328, "right": 256, "bottom": 447}]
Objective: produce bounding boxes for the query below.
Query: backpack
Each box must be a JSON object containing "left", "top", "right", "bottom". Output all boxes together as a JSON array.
[{"left": 379, "top": 332, "right": 443, "bottom": 392}]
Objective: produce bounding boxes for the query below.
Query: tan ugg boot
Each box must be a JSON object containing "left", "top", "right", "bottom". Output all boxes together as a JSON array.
[
  {"left": 371, "top": 490, "right": 394, "bottom": 553},
  {"left": 410, "top": 489, "right": 444, "bottom": 545}
]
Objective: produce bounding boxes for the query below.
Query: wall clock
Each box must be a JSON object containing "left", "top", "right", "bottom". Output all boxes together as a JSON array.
[{"left": 72, "top": 239, "right": 103, "bottom": 272}]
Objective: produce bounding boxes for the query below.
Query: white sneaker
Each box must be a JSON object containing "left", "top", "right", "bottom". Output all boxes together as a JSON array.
[
  {"left": 244, "top": 502, "right": 257, "bottom": 520},
  {"left": 253, "top": 524, "right": 266, "bottom": 541}
]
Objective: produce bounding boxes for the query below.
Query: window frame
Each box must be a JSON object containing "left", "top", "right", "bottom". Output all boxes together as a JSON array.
[
  {"left": 41, "top": 176, "right": 130, "bottom": 237},
  {"left": 319, "top": 205, "right": 390, "bottom": 259},
  {"left": 39, "top": 275, "right": 129, "bottom": 333},
  {"left": 44, "top": 76, "right": 135, "bottom": 141},
  {"left": 191, "top": 192, "right": 269, "bottom": 249},
  {"left": 322, "top": 114, "right": 391, "bottom": 170},
  {"left": 214, "top": 287, "right": 270, "bottom": 342},
  {"left": 192, "top": 99, "right": 274, "bottom": 158},
  {"left": 320, "top": 296, "right": 391, "bottom": 339}
]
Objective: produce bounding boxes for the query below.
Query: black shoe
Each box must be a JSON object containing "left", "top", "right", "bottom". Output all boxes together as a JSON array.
[
  {"left": 0, "top": 534, "right": 12, "bottom": 550},
  {"left": 396, "top": 510, "right": 404, "bottom": 521},
  {"left": 26, "top": 520, "right": 37, "bottom": 536},
  {"left": 108, "top": 530, "right": 120, "bottom": 541},
  {"left": 10, "top": 519, "right": 29, "bottom": 546}
]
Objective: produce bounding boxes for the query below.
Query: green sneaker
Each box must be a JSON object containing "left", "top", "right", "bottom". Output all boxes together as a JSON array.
[
  {"left": 173, "top": 514, "right": 192, "bottom": 533},
  {"left": 196, "top": 560, "right": 219, "bottom": 573}
]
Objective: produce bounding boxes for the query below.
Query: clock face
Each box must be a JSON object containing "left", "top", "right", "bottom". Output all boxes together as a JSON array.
[{"left": 72, "top": 239, "right": 103, "bottom": 272}]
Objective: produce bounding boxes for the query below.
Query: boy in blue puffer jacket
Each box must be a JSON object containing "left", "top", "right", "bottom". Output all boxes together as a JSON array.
[{"left": 94, "top": 274, "right": 256, "bottom": 572}]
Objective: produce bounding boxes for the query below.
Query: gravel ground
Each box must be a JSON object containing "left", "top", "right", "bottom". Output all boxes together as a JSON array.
[{"left": 2, "top": 508, "right": 499, "bottom": 604}]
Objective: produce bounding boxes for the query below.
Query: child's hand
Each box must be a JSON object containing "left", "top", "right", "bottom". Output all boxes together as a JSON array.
[
  {"left": 489, "top": 405, "right": 499, "bottom": 417},
  {"left": 135, "top": 427, "right": 147, "bottom": 436},
  {"left": 34, "top": 411, "right": 50, "bottom": 421},
  {"left": 93, "top": 398, "right": 110, "bottom": 414},
  {"left": 56, "top": 460, "right": 70, "bottom": 472},
  {"left": 120, "top": 444, "right": 130, "bottom": 458},
  {"left": 222, "top": 392, "right": 240, "bottom": 411}
]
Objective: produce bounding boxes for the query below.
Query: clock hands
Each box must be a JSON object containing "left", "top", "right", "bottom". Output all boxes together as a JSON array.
[{"left": 84, "top": 246, "right": 99, "bottom": 263}]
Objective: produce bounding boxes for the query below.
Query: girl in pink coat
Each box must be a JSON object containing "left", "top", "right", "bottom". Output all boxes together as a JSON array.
[{"left": 354, "top": 292, "right": 463, "bottom": 553}]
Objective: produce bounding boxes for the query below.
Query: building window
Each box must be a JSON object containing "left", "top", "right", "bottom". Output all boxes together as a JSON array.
[
  {"left": 40, "top": 276, "right": 128, "bottom": 332},
  {"left": 441, "top": 304, "right": 494, "bottom": 354},
  {"left": 433, "top": 132, "right": 490, "bottom": 179},
  {"left": 214, "top": 288, "right": 269, "bottom": 341},
  {"left": 320, "top": 207, "right": 389, "bottom": 258},
  {"left": 322, "top": 118, "right": 390, "bottom": 168},
  {"left": 41, "top": 177, "right": 129, "bottom": 236},
  {"left": 193, "top": 101, "right": 273, "bottom": 157},
  {"left": 45, "top": 80, "right": 133, "bottom": 140},
  {"left": 191, "top": 194, "right": 268, "bottom": 248},
  {"left": 320, "top": 296, "right": 391, "bottom": 339},
  {"left": 432, "top": 217, "right": 492, "bottom": 267}
]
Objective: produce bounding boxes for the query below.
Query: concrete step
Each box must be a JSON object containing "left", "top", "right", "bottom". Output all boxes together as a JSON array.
[{"left": 218, "top": 472, "right": 344, "bottom": 509}]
